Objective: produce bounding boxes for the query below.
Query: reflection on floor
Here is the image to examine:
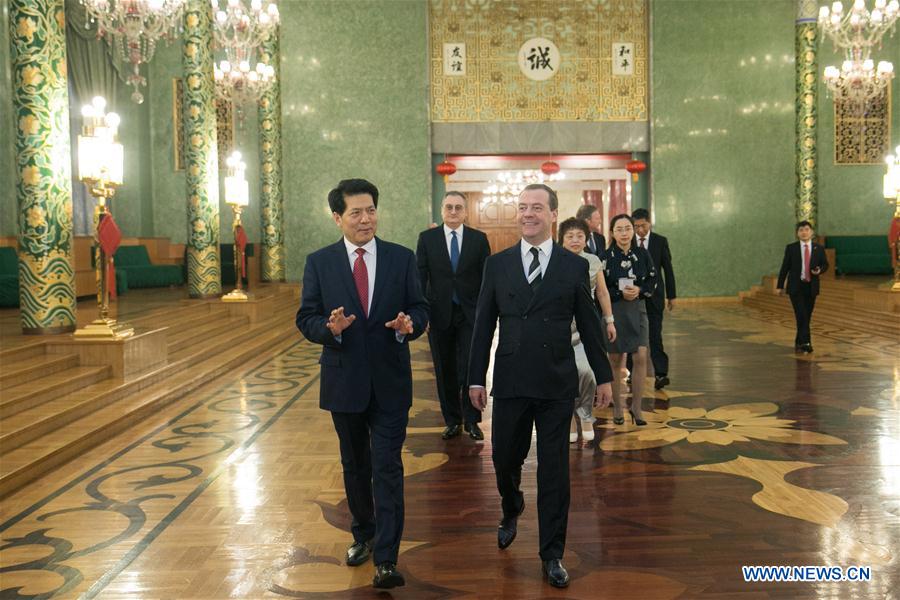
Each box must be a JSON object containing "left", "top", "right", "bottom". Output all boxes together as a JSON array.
[{"left": 0, "top": 301, "right": 897, "bottom": 598}]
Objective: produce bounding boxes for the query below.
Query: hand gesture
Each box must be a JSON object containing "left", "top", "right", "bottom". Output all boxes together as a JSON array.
[
  {"left": 622, "top": 285, "right": 640, "bottom": 301},
  {"left": 469, "top": 387, "right": 487, "bottom": 412},
  {"left": 811, "top": 267, "right": 821, "bottom": 276},
  {"left": 776, "top": 288, "right": 784, "bottom": 296},
  {"left": 594, "top": 382, "right": 613, "bottom": 409},
  {"left": 385, "top": 311, "right": 413, "bottom": 335},
  {"left": 326, "top": 307, "right": 356, "bottom": 336},
  {"left": 667, "top": 298, "right": 676, "bottom": 312},
  {"left": 606, "top": 323, "right": 617, "bottom": 343}
]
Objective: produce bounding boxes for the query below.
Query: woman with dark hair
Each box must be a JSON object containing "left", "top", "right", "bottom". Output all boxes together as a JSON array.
[
  {"left": 601, "top": 214, "right": 657, "bottom": 426},
  {"left": 558, "top": 217, "right": 616, "bottom": 443}
]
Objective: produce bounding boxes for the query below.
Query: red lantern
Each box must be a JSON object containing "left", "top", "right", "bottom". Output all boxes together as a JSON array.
[
  {"left": 625, "top": 159, "right": 646, "bottom": 182},
  {"left": 540, "top": 160, "right": 560, "bottom": 175},
  {"left": 436, "top": 160, "right": 457, "bottom": 183}
]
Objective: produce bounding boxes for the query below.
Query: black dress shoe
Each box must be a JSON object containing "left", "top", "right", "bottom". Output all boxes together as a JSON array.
[
  {"left": 464, "top": 422, "right": 484, "bottom": 440},
  {"left": 345, "top": 540, "right": 372, "bottom": 566},
  {"left": 372, "top": 562, "right": 405, "bottom": 589},
  {"left": 441, "top": 424, "right": 462, "bottom": 439},
  {"left": 497, "top": 504, "right": 524, "bottom": 549},
  {"left": 542, "top": 559, "right": 570, "bottom": 588},
  {"left": 802, "top": 343, "right": 814, "bottom": 353},
  {"left": 654, "top": 375, "right": 670, "bottom": 390}
]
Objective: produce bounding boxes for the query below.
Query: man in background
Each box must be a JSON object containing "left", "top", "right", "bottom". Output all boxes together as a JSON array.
[
  {"left": 575, "top": 204, "right": 606, "bottom": 258},
  {"left": 416, "top": 192, "right": 491, "bottom": 441},
  {"left": 777, "top": 220, "right": 829, "bottom": 353},
  {"left": 632, "top": 208, "right": 676, "bottom": 389}
]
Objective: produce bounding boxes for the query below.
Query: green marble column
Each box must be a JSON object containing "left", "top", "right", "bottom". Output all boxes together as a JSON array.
[
  {"left": 258, "top": 31, "right": 285, "bottom": 282},
  {"left": 795, "top": 0, "right": 818, "bottom": 226},
  {"left": 630, "top": 151, "right": 650, "bottom": 213},
  {"left": 182, "top": 0, "right": 221, "bottom": 298},
  {"left": 9, "top": 0, "right": 76, "bottom": 333}
]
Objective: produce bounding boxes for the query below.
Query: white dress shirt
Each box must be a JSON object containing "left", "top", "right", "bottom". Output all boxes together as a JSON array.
[
  {"left": 444, "top": 223, "right": 464, "bottom": 257},
  {"left": 637, "top": 235, "right": 650, "bottom": 251},
  {"left": 800, "top": 240, "right": 812, "bottom": 281},
  {"left": 343, "top": 236, "right": 376, "bottom": 314},
  {"left": 520, "top": 237, "right": 553, "bottom": 279}
]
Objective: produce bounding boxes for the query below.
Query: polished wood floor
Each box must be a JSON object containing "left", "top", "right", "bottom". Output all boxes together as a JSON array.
[{"left": 0, "top": 296, "right": 898, "bottom": 599}]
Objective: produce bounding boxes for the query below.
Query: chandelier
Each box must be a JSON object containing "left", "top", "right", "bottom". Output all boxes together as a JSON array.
[
  {"left": 819, "top": 0, "right": 899, "bottom": 108},
  {"left": 211, "top": 0, "right": 280, "bottom": 106},
  {"left": 80, "top": 0, "right": 186, "bottom": 104},
  {"left": 482, "top": 169, "right": 565, "bottom": 206}
]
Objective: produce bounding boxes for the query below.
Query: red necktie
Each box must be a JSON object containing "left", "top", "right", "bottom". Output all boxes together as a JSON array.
[
  {"left": 353, "top": 248, "right": 368, "bottom": 317},
  {"left": 803, "top": 244, "right": 810, "bottom": 282},
  {"left": 639, "top": 238, "right": 646, "bottom": 248}
]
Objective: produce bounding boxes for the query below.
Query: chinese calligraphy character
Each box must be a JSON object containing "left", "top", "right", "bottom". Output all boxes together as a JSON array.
[
  {"left": 451, "top": 60, "right": 462, "bottom": 72},
  {"left": 451, "top": 46, "right": 462, "bottom": 58},
  {"left": 618, "top": 45, "right": 631, "bottom": 57},
  {"left": 527, "top": 46, "right": 553, "bottom": 71},
  {"left": 620, "top": 58, "right": 629, "bottom": 69}
]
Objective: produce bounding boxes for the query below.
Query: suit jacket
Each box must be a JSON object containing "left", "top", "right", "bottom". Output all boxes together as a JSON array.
[
  {"left": 777, "top": 241, "right": 829, "bottom": 296},
  {"left": 416, "top": 224, "right": 491, "bottom": 330},
  {"left": 296, "top": 237, "right": 429, "bottom": 413},
  {"left": 586, "top": 231, "right": 606, "bottom": 260},
  {"left": 468, "top": 242, "right": 614, "bottom": 401},
  {"left": 638, "top": 231, "right": 676, "bottom": 311}
]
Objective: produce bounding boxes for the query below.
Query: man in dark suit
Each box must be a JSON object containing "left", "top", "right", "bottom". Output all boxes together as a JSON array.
[
  {"left": 632, "top": 208, "right": 677, "bottom": 389},
  {"left": 468, "top": 184, "right": 613, "bottom": 589},
  {"left": 296, "top": 179, "right": 429, "bottom": 589},
  {"left": 416, "top": 191, "right": 491, "bottom": 441},
  {"left": 777, "top": 220, "right": 829, "bottom": 353},
  {"left": 575, "top": 204, "right": 606, "bottom": 258}
]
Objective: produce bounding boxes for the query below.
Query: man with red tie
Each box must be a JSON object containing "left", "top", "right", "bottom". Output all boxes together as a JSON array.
[
  {"left": 777, "top": 220, "right": 829, "bottom": 353},
  {"left": 297, "top": 179, "right": 429, "bottom": 589}
]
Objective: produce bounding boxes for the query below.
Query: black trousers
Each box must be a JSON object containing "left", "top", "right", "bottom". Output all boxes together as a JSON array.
[
  {"left": 492, "top": 396, "right": 573, "bottom": 561},
  {"left": 646, "top": 304, "right": 669, "bottom": 377},
  {"left": 331, "top": 394, "right": 409, "bottom": 565},
  {"left": 428, "top": 304, "right": 481, "bottom": 426},
  {"left": 789, "top": 283, "right": 817, "bottom": 346}
]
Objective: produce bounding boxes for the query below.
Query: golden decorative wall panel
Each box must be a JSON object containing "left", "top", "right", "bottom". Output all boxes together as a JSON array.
[
  {"left": 429, "top": 0, "right": 648, "bottom": 122},
  {"left": 834, "top": 90, "right": 891, "bottom": 165}
]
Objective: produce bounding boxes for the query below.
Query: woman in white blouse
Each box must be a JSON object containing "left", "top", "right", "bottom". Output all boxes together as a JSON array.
[{"left": 558, "top": 217, "right": 616, "bottom": 444}]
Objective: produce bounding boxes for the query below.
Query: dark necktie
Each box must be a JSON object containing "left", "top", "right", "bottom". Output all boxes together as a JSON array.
[
  {"left": 527, "top": 247, "right": 542, "bottom": 290},
  {"left": 803, "top": 244, "right": 811, "bottom": 282},
  {"left": 587, "top": 234, "right": 595, "bottom": 253},
  {"left": 639, "top": 237, "right": 646, "bottom": 249},
  {"left": 353, "top": 248, "right": 368, "bottom": 317},
  {"left": 450, "top": 231, "right": 460, "bottom": 304}
]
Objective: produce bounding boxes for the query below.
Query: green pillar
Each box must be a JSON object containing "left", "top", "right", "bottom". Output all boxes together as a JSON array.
[
  {"left": 9, "top": 0, "right": 76, "bottom": 333},
  {"left": 795, "top": 0, "right": 818, "bottom": 226},
  {"left": 258, "top": 31, "right": 284, "bottom": 282},
  {"left": 630, "top": 151, "right": 650, "bottom": 213},
  {"left": 182, "top": 0, "right": 221, "bottom": 298}
]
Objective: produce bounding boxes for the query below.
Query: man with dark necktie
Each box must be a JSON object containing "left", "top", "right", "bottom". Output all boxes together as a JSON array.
[
  {"left": 631, "top": 208, "right": 676, "bottom": 389},
  {"left": 296, "top": 179, "right": 429, "bottom": 589},
  {"left": 576, "top": 204, "right": 606, "bottom": 258},
  {"left": 777, "top": 220, "right": 829, "bottom": 353},
  {"left": 468, "top": 183, "right": 613, "bottom": 589},
  {"left": 416, "top": 192, "right": 491, "bottom": 440}
]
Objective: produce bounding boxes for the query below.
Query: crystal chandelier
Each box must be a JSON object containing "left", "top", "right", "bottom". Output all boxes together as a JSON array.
[
  {"left": 482, "top": 170, "right": 565, "bottom": 206},
  {"left": 80, "top": 0, "right": 186, "bottom": 104},
  {"left": 211, "top": 0, "right": 280, "bottom": 106},
  {"left": 819, "top": 0, "right": 899, "bottom": 108}
]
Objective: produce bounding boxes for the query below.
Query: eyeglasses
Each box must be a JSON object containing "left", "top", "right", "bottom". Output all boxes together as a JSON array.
[{"left": 612, "top": 227, "right": 633, "bottom": 233}]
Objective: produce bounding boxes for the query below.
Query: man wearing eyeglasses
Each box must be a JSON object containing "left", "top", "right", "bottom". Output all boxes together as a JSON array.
[{"left": 416, "top": 192, "right": 492, "bottom": 441}]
